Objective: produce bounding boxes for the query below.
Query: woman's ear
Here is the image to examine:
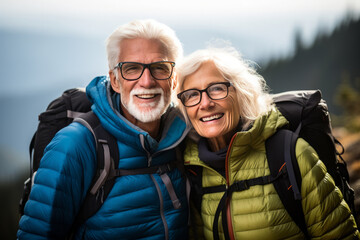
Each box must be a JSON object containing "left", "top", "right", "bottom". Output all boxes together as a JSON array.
[{"left": 109, "top": 71, "right": 121, "bottom": 93}]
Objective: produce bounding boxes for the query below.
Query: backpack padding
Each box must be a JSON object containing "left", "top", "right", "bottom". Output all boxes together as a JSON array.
[
  {"left": 68, "top": 111, "right": 119, "bottom": 239},
  {"left": 273, "top": 90, "right": 355, "bottom": 215},
  {"left": 266, "top": 129, "right": 309, "bottom": 239},
  {"left": 273, "top": 90, "right": 321, "bottom": 131},
  {"left": 274, "top": 90, "right": 343, "bottom": 189},
  {"left": 20, "top": 88, "right": 93, "bottom": 217},
  {"left": 32, "top": 88, "right": 92, "bottom": 171}
]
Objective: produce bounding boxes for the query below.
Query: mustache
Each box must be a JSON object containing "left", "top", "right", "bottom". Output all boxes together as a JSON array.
[{"left": 130, "top": 88, "right": 163, "bottom": 96}]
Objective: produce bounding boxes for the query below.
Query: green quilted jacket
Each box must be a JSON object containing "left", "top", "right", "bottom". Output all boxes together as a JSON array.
[{"left": 184, "top": 109, "right": 359, "bottom": 239}]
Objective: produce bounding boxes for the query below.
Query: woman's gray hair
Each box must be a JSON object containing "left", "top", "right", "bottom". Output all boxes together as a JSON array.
[
  {"left": 106, "top": 19, "right": 183, "bottom": 71},
  {"left": 176, "top": 46, "right": 274, "bottom": 129}
]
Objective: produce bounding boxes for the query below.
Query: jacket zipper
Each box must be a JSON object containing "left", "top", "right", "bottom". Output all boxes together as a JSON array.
[
  {"left": 225, "top": 133, "right": 238, "bottom": 240},
  {"left": 186, "top": 136, "right": 237, "bottom": 240},
  {"left": 139, "top": 131, "right": 189, "bottom": 240}
]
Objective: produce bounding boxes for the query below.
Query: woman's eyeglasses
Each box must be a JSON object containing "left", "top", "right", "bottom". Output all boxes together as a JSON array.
[{"left": 177, "top": 82, "right": 232, "bottom": 107}]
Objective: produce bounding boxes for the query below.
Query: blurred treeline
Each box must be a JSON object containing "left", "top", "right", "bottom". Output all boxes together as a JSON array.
[
  {"left": 260, "top": 14, "right": 360, "bottom": 218},
  {"left": 260, "top": 14, "right": 360, "bottom": 130},
  {"left": 2, "top": 15, "right": 360, "bottom": 240},
  {"left": 0, "top": 176, "right": 25, "bottom": 239}
]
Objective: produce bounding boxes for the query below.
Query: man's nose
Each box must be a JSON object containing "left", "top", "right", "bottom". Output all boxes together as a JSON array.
[{"left": 137, "top": 68, "right": 156, "bottom": 88}]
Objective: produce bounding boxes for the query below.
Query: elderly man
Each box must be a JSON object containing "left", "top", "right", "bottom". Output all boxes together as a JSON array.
[{"left": 17, "top": 19, "right": 190, "bottom": 239}]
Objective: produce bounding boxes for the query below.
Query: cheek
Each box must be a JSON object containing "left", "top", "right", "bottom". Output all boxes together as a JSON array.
[
  {"left": 119, "top": 82, "right": 134, "bottom": 102},
  {"left": 218, "top": 96, "right": 241, "bottom": 134},
  {"left": 186, "top": 108, "right": 205, "bottom": 134},
  {"left": 186, "top": 108, "right": 197, "bottom": 124},
  {"left": 190, "top": 120, "right": 207, "bottom": 138},
  {"left": 161, "top": 81, "right": 172, "bottom": 98},
  {"left": 226, "top": 96, "right": 241, "bottom": 127}
]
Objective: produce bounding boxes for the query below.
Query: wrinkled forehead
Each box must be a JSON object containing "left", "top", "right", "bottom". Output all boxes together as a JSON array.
[
  {"left": 118, "top": 38, "right": 170, "bottom": 62},
  {"left": 182, "top": 61, "right": 226, "bottom": 90}
]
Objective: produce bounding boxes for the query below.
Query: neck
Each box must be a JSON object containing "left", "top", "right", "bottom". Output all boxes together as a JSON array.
[
  {"left": 207, "top": 138, "right": 228, "bottom": 152},
  {"left": 207, "top": 129, "right": 237, "bottom": 152},
  {"left": 121, "top": 105, "right": 161, "bottom": 139},
  {"left": 134, "top": 119, "right": 161, "bottom": 139}
]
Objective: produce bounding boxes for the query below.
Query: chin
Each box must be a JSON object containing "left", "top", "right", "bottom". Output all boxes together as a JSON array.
[
  {"left": 123, "top": 95, "right": 170, "bottom": 123},
  {"left": 198, "top": 131, "right": 221, "bottom": 139},
  {"left": 135, "top": 108, "right": 165, "bottom": 123}
]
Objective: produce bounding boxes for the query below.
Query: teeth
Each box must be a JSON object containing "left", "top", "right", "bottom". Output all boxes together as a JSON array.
[
  {"left": 201, "top": 114, "right": 223, "bottom": 122},
  {"left": 137, "top": 94, "right": 156, "bottom": 99}
]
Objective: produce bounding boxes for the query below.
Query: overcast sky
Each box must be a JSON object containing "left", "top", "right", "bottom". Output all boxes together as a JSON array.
[
  {"left": 1, "top": 0, "right": 359, "bottom": 58},
  {"left": 0, "top": 0, "right": 359, "bottom": 96}
]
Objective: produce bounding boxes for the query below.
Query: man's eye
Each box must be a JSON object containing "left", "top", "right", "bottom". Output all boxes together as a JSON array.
[
  {"left": 152, "top": 64, "right": 170, "bottom": 72},
  {"left": 123, "top": 64, "right": 142, "bottom": 73}
]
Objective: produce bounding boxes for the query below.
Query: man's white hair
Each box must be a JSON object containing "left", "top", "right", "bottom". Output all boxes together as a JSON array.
[{"left": 106, "top": 19, "right": 183, "bottom": 71}]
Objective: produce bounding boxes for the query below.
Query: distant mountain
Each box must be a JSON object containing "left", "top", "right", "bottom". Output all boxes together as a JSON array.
[
  {"left": 0, "top": 88, "right": 67, "bottom": 168},
  {"left": 0, "top": 28, "right": 110, "bottom": 175},
  {"left": 0, "top": 147, "right": 27, "bottom": 182},
  {"left": 0, "top": 28, "right": 108, "bottom": 97},
  {"left": 259, "top": 16, "right": 360, "bottom": 114}
]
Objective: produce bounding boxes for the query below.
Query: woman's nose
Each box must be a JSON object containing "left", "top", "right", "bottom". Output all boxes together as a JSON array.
[{"left": 199, "top": 92, "right": 214, "bottom": 109}]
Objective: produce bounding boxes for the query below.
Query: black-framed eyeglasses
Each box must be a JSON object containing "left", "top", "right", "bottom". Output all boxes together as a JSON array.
[
  {"left": 177, "top": 82, "right": 232, "bottom": 107},
  {"left": 114, "top": 61, "right": 175, "bottom": 81}
]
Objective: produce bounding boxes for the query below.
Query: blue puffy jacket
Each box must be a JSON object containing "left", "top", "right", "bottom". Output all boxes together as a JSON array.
[{"left": 17, "top": 76, "right": 190, "bottom": 239}]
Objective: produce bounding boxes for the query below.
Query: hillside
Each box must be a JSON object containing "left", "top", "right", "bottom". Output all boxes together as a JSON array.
[{"left": 259, "top": 16, "right": 360, "bottom": 115}]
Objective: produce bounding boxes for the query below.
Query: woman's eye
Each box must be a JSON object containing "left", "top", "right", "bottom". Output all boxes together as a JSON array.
[
  {"left": 187, "top": 91, "right": 199, "bottom": 99},
  {"left": 210, "top": 85, "right": 225, "bottom": 92}
]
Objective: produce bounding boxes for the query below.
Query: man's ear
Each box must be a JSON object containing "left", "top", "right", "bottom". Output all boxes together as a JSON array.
[
  {"left": 109, "top": 71, "right": 121, "bottom": 93},
  {"left": 171, "top": 72, "right": 178, "bottom": 90}
]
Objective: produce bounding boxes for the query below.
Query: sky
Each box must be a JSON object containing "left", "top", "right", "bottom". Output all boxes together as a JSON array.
[
  {"left": 0, "top": 0, "right": 359, "bottom": 97},
  {"left": 1, "top": 0, "right": 360, "bottom": 56}
]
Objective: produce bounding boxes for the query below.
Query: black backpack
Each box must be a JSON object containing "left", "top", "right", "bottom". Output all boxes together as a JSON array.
[
  {"left": 19, "top": 88, "right": 120, "bottom": 238},
  {"left": 266, "top": 90, "right": 356, "bottom": 236},
  {"left": 19, "top": 88, "right": 181, "bottom": 239},
  {"left": 186, "top": 90, "right": 356, "bottom": 240}
]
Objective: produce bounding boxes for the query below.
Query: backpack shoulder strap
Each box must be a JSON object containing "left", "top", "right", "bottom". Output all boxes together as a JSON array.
[
  {"left": 186, "top": 165, "right": 204, "bottom": 213},
  {"left": 68, "top": 111, "right": 119, "bottom": 239},
  {"left": 266, "top": 129, "right": 309, "bottom": 239}
]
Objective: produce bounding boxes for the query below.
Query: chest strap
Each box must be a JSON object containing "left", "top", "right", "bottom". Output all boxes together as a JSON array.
[
  {"left": 210, "top": 167, "right": 288, "bottom": 240},
  {"left": 108, "top": 161, "right": 182, "bottom": 209},
  {"left": 110, "top": 162, "right": 176, "bottom": 178},
  {"left": 109, "top": 162, "right": 176, "bottom": 177}
]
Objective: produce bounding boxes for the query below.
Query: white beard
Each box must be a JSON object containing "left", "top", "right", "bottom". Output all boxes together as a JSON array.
[{"left": 121, "top": 87, "right": 170, "bottom": 123}]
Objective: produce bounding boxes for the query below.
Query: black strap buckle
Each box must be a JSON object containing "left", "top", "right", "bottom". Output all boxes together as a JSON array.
[
  {"left": 157, "top": 163, "right": 171, "bottom": 175},
  {"left": 232, "top": 180, "right": 249, "bottom": 192},
  {"left": 278, "top": 166, "right": 288, "bottom": 178}
]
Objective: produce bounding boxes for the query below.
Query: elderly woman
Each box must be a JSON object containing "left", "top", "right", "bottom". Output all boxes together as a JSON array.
[{"left": 176, "top": 47, "right": 359, "bottom": 240}]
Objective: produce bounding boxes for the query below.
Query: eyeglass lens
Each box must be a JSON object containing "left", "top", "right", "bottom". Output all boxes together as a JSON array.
[
  {"left": 121, "top": 62, "right": 173, "bottom": 80},
  {"left": 180, "top": 83, "right": 229, "bottom": 107}
]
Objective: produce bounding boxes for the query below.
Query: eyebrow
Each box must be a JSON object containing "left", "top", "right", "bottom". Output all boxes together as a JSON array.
[{"left": 183, "top": 81, "right": 224, "bottom": 90}]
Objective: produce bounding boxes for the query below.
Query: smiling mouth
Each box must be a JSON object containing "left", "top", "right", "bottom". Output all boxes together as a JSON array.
[
  {"left": 136, "top": 94, "right": 159, "bottom": 99},
  {"left": 200, "top": 113, "right": 224, "bottom": 122}
]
